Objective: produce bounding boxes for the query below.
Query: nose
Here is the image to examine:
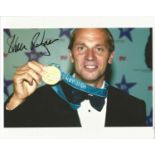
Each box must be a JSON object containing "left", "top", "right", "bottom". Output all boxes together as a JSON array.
[{"left": 85, "top": 49, "right": 96, "bottom": 61}]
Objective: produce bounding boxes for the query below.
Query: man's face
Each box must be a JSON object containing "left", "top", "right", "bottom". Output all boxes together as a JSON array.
[{"left": 70, "top": 29, "right": 114, "bottom": 87}]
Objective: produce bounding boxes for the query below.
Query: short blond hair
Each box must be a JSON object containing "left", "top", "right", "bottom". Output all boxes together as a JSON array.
[{"left": 68, "top": 28, "right": 115, "bottom": 52}]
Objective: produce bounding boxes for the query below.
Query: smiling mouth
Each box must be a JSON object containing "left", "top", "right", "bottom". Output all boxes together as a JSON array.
[{"left": 84, "top": 65, "right": 98, "bottom": 70}]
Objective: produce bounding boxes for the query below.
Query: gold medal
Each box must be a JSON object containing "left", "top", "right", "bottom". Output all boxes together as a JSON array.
[{"left": 42, "top": 66, "right": 61, "bottom": 85}]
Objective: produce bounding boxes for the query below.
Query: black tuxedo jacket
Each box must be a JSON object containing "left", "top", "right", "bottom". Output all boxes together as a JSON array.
[{"left": 4, "top": 82, "right": 146, "bottom": 127}]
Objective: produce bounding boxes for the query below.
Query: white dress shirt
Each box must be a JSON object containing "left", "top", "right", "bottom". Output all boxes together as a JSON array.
[{"left": 77, "top": 82, "right": 107, "bottom": 128}]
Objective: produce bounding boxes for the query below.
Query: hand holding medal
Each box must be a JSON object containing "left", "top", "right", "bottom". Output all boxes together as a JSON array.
[{"left": 6, "top": 61, "right": 108, "bottom": 111}]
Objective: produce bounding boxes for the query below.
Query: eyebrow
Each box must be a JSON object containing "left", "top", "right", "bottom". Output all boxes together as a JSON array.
[
  {"left": 73, "top": 43, "right": 86, "bottom": 46},
  {"left": 74, "top": 43, "right": 107, "bottom": 47},
  {"left": 95, "top": 44, "right": 107, "bottom": 47}
]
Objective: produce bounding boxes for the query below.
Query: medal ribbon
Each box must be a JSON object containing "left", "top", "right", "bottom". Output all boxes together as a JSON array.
[
  {"left": 48, "top": 63, "right": 109, "bottom": 110},
  {"left": 50, "top": 63, "right": 109, "bottom": 98}
]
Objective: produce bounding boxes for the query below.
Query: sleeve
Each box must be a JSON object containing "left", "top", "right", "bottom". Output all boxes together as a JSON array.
[
  {"left": 4, "top": 87, "right": 44, "bottom": 127},
  {"left": 137, "top": 100, "right": 147, "bottom": 126},
  {"left": 4, "top": 95, "right": 36, "bottom": 127}
]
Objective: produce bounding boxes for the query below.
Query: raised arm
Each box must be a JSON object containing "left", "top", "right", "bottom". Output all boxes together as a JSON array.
[{"left": 6, "top": 61, "right": 44, "bottom": 110}]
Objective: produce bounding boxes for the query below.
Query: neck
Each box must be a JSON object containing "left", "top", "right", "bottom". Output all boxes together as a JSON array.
[{"left": 75, "top": 74, "right": 105, "bottom": 88}]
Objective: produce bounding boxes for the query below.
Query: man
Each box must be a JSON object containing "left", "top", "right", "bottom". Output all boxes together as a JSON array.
[{"left": 4, "top": 28, "right": 146, "bottom": 127}]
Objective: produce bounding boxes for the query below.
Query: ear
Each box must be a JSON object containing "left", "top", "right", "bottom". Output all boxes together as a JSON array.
[
  {"left": 69, "top": 50, "right": 74, "bottom": 63},
  {"left": 108, "top": 51, "right": 115, "bottom": 64}
]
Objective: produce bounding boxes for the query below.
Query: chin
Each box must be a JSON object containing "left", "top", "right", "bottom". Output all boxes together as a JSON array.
[
  {"left": 76, "top": 69, "right": 102, "bottom": 81},
  {"left": 80, "top": 75, "right": 99, "bottom": 83}
]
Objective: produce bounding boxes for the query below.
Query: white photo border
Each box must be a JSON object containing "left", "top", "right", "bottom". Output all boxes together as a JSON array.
[{"left": 0, "top": 16, "right": 154, "bottom": 138}]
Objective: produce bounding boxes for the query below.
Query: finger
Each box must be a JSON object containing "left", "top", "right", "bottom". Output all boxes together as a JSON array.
[
  {"left": 13, "top": 72, "right": 34, "bottom": 86},
  {"left": 16, "top": 64, "right": 29, "bottom": 72},
  {"left": 31, "top": 60, "right": 44, "bottom": 68},
  {"left": 27, "top": 61, "right": 44, "bottom": 75},
  {"left": 26, "top": 69, "right": 41, "bottom": 85},
  {"left": 16, "top": 62, "right": 43, "bottom": 79},
  {"left": 15, "top": 65, "right": 42, "bottom": 85},
  {"left": 16, "top": 68, "right": 41, "bottom": 84},
  {"left": 16, "top": 69, "right": 41, "bottom": 85},
  {"left": 23, "top": 79, "right": 38, "bottom": 89},
  {"left": 16, "top": 66, "right": 30, "bottom": 74}
]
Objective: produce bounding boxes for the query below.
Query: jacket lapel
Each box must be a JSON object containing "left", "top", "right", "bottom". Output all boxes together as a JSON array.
[{"left": 105, "top": 86, "right": 121, "bottom": 126}]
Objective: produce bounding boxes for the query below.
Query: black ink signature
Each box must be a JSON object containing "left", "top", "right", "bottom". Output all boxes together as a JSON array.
[
  {"left": 7, "top": 30, "right": 60, "bottom": 56},
  {"left": 30, "top": 30, "right": 59, "bottom": 56},
  {"left": 7, "top": 34, "right": 28, "bottom": 53}
]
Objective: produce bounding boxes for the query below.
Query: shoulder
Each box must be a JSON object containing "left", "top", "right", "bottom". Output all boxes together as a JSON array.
[
  {"left": 23, "top": 84, "right": 58, "bottom": 105},
  {"left": 34, "top": 81, "right": 67, "bottom": 94},
  {"left": 108, "top": 86, "right": 145, "bottom": 107},
  {"left": 32, "top": 84, "right": 55, "bottom": 96},
  {"left": 106, "top": 86, "right": 146, "bottom": 126}
]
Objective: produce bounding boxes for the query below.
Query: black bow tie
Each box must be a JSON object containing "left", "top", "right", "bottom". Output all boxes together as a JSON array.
[
  {"left": 71, "top": 89, "right": 105, "bottom": 111},
  {"left": 61, "top": 82, "right": 106, "bottom": 111}
]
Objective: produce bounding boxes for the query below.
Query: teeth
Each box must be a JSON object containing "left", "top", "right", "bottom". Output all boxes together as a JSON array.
[{"left": 85, "top": 65, "right": 96, "bottom": 69}]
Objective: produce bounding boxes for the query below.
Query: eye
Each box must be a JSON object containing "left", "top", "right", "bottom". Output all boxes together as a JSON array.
[
  {"left": 97, "top": 47, "right": 104, "bottom": 52},
  {"left": 76, "top": 45, "right": 87, "bottom": 52},
  {"left": 95, "top": 47, "right": 105, "bottom": 53},
  {"left": 78, "top": 46, "right": 84, "bottom": 50}
]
